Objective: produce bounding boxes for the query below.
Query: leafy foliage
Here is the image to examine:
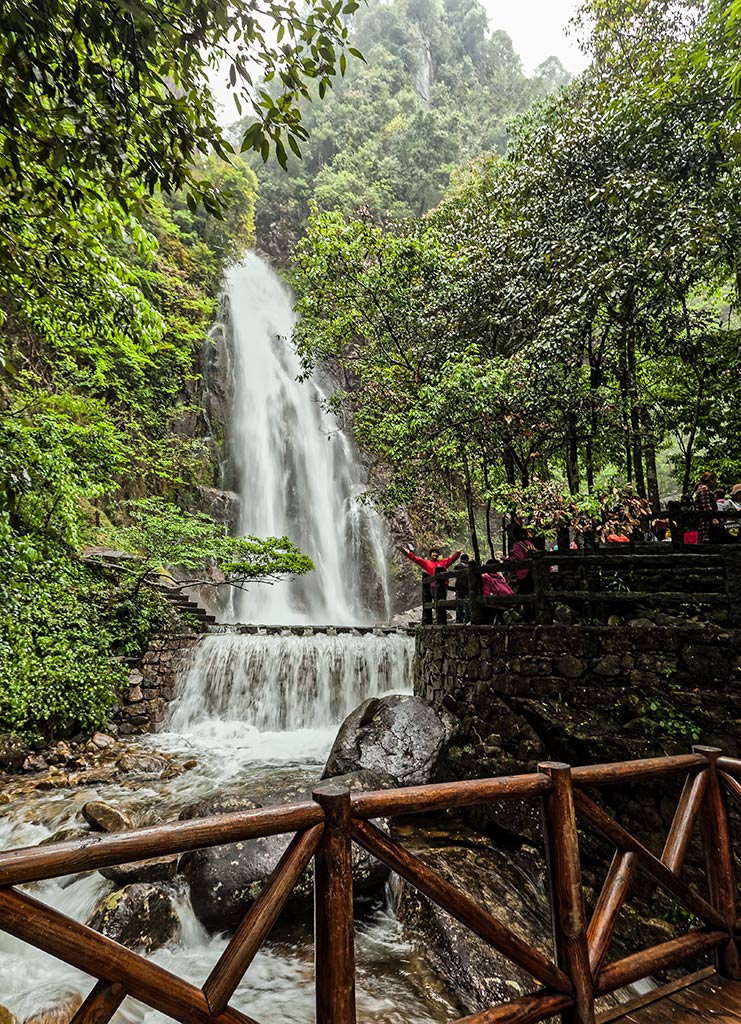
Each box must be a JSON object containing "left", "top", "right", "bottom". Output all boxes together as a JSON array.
[
  {"left": 0, "top": 528, "right": 171, "bottom": 743},
  {"left": 108, "top": 498, "right": 314, "bottom": 592},
  {"left": 293, "top": 0, "right": 741, "bottom": 553}
]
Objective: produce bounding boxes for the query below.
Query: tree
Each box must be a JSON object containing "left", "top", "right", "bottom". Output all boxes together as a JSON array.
[
  {"left": 292, "top": 0, "right": 741, "bottom": 547},
  {"left": 247, "top": 0, "right": 571, "bottom": 261},
  {"left": 107, "top": 498, "right": 314, "bottom": 594}
]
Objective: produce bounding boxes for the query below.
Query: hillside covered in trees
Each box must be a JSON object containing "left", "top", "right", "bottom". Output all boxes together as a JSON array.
[
  {"left": 293, "top": 0, "right": 741, "bottom": 556},
  {"left": 246, "top": 0, "right": 571, "bottom": 261}
]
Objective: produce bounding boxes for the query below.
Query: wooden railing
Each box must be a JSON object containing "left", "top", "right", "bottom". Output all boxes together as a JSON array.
[
  {"left": 1, "top": 747, "right": 739, "bottom": 1024},
  {"left": 424, "top": 546, "right": 741, "bottom": 627}
]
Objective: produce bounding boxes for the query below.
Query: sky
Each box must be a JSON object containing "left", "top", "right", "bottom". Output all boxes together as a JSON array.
[{"left": 483, "top": 0, "right": 591, "bottom": 75}]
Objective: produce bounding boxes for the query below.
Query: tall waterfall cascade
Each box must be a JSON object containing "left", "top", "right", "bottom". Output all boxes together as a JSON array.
[{"left": 225, "top": 253, "right": 392, "bottom": 626}]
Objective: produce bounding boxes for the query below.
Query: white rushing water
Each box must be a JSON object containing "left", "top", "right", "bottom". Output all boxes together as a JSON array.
[
  {"left": 165, "top": 632, "right": 414, "bottom": 750},
  {"left": 225, "top": 253, "right": 392, "bottom": 625}
]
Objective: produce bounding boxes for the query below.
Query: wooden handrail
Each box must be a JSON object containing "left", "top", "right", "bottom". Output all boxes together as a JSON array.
[
  {"left": 0, "top": 800, "right": 324, "bottom": 886},
  {"left": 571, "top": 753, "right": 705, "bottom": 786},
  {"left": 203, "top": 825, "right": 323, "bottom": 1015},
  {"left": 0, "top": 748, "right": 738, "bottom": 1024},
  {"left": 351, "top": 817, "right": 571, "bottom": 994},
  {"left": 350, "top": 771, "right": 552, "bottom": 818},
  {"left": 594, "top": 930, "right": 728, "bottom": 995},
  {"left": 0, "top": 887, "right": 262, "bottom": 1024},
  {"left": 424, "top": 545, "right": 739, "bottom": 626}
]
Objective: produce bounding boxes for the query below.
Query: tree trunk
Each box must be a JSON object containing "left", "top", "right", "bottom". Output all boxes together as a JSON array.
[
  {"left": 461, "top": 450, "right": 481, "bottom": 562},
  {"left": 640, "top": 406, "right": 660, "bottom": 513},
  {"left": 503, "top": 435, "right": 516, "bottom": 486},
  {"left": 626, "top": 334, "right": 646, "bottom": 498},
  {"left": 565, "top": 416, "right": 580, "bottom": 495}
]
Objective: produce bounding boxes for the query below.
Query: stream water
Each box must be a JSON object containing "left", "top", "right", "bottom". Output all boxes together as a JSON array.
[{"left": 0, "top": 257, "right": 455, "bottom": 1023}]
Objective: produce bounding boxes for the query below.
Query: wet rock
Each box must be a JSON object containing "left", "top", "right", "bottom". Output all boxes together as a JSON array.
[
  {"left": 181, "top": 771, "right": 393, "bottom": 935},
  {"left": 87, "top": 882, "right": 179, "bottom": 952},
  {"left": 390, "top": 819, "right": 552, "bottom": 1014},
  {"left": 23, "top": 992, "right": 82, "bottom": 1024},
  {"left": 0, "top": 734, "right": 31, "bottom": 773},
  {"left": 0, "top": 1005, "right": 18, "bottom": 1024},
  {"left": 91, "top": 732, "right": 116, "bottom": 750},
  {"left": 100, "top": 854, "right": 178, "bottom": 885},
  {"left": 117, "top": 750, "right": 167, "bottom": 775},
  {"left": 323, "top": 695, "right": 457, "bottom": 786},
  {"left": 40, "top": 827, "right": 90, "bottom": 846},
  {"left": 82, "top": 800, "right": 133, "bottom": 832},
  {"left": 22, "top": 754, "right": 48, "bottom": 773},
  {"left": 46, "top": 741, "right": 74, "bottom": 766}
]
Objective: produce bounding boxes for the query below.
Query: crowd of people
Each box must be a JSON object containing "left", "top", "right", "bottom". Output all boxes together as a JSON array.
[
  {"left": 400, "top": 471, "right": 741, "bottom": 625},
  {"left": 665, "top": 472, "right": 741, "bottom": 545}
]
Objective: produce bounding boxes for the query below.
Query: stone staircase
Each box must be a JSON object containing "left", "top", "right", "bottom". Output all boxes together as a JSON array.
[
  {"left": 150, "top": 583, "right": 218, "bottom": 631},
  {"left": 82, "top": 548, "right": 218, "bottom": 632}
]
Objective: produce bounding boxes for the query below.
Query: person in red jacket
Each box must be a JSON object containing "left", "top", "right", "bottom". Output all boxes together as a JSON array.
[{"left": 403, "top": 546, "right": 461, "bottom": 624}]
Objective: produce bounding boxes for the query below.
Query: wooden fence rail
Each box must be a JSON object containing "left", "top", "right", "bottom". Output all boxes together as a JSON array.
[
  {"left": 422, "top": 546, "right": 741, "bottom": 627},
  {"left": 0, "top": 748, "right": 738, "bottom": 1024}
]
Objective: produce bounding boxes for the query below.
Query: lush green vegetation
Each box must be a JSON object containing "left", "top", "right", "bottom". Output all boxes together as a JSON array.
[
  {"left": 247, "top": 0, "right": 571, "bottom": 261},
  {"left": 0, "top": 0, "right": 355, "bottom": 744},
  {"left": 293, "top": 0, "right": 741, "bottom": 556}
]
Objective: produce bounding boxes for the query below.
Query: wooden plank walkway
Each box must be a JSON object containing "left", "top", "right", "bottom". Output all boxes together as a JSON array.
[{"left": 597, "top": 968, "right": 741, "bottom": 1023}]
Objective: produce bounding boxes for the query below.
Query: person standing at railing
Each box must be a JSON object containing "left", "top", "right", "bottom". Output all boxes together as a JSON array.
[
  {"left": 505, "top": 525, "right": 536, "bottom": 622},
  {"left": 694, "top": 471, "right": 735, "bottom": 543},
  {"left": 402, "top": 545, "right": 461, "bottom": 624},
  {"left": 481, "top": 560, "right": 514, "bottom": 624}
]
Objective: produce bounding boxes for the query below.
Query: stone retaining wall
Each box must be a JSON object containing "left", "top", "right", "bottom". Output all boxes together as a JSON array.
[
  {"left": 115, "top": 636, "right": 200, "bottom": 735},
  {"left": 415, "top": 624, "right": 740, "bottom": 773},
  {"left": 415, "top": 623, "right": 740, "bottom": 859}
]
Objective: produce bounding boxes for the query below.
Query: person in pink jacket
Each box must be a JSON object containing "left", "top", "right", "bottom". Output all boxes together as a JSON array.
[{"left": 403, "top": 546, "right": 461, "bottom": 624}]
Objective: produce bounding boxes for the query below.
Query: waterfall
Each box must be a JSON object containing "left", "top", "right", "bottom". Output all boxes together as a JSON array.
[
  {"left": 225, "top": 253, "right": 392, "bottom": 625},
  {"left": 165, "top": 633, "right": 413, "bottom": 751}
]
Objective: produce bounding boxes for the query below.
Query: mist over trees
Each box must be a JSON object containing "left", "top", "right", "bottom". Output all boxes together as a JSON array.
[{"left": 245, "top": 0, "right": 572, "bottom": 260}]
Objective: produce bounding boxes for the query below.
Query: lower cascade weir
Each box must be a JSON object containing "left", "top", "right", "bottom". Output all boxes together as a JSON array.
[{"left": 168, "top": 632, "right": 414, "bottom": 734}]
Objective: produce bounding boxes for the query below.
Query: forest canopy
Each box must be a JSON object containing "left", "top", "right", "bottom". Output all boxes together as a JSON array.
[{"left": 293, "top": 0, "right": 741, "bottom": 556}]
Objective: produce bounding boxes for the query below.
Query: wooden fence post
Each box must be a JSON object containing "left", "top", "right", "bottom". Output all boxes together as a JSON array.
[
  {"left": 313, "top": 782, "right": 356, "bottom": 1024},
  {"left": 540, "top": 762, "right": 595, "bottom": 1024},
  {"left": 531, "top": 552, "right": 549, "bottom": 624},
  {"left": 469, "top": 561, "right": 483, "bottom": 625},
  {"left": 693, "top": 746, "right": 741, "bottom": 979}
]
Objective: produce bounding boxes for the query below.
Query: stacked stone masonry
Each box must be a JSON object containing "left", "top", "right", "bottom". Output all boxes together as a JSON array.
[
  {"left": 116, "top": 636, "right": 199, "bottom": 735},
  {"left": 415, "top": 623, "right": 741, "bottom": 934},
  {"left": 416, "top": 623, "right": 740, "bottom": 770}
]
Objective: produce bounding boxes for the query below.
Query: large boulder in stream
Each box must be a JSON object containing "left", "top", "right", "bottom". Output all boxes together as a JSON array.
[
  {"left": 390, "top": 818, "right": 554, "bottom": 1013},
  {"left": 87, "top": 882, "right": 180, "bottom": 952},
  {"left": 180, "top": 770, "right": 394, "bottom": 935},
  {"left": 323, "top": 694, "right": 457, "bottom": 786}
]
